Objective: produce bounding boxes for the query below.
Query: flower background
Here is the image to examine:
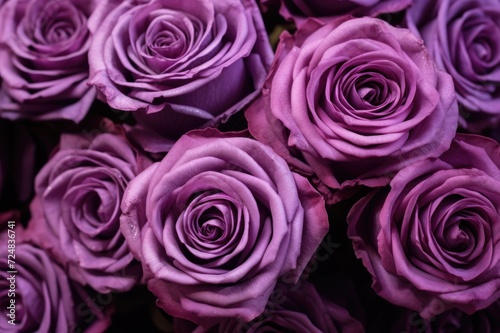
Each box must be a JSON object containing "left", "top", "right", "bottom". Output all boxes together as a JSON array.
[{"left": 1, "top": 0, "right": 500, "bottom": 332}]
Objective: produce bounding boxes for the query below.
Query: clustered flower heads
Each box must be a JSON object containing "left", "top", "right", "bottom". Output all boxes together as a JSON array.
[{"left": 1, "top": 0, "right": 500, "bottom": 331}]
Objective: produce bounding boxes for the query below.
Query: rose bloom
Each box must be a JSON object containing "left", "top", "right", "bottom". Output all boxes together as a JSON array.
[
  {"left": 0, "top": 0, "right": 98, "bottom": 122},
  {"left": 348, "top": 134, "right": 500, "bottom": 319},
  {"left": 406, "top": 0, "right": 500, "bottom": 130},
  {"left": 0, "top": 241, "right": 110, "bottom": 333},
  {"left": 246, "top": 17, "right": 458, "bottom": 201},
  {"left": 27, "top": 131, "right": 149, "bottom": 293},
  {"left": 176, "top": 281, "right": 365, "bottom": 333},
  {"left": 89, "top": 0, "right": 273, "bottom": 153},
  {"left": 278, "top": 0, "right": 412, "bottom": 26},
  {"left": 120, "top": 129, "right": 329, "bottom": 326}
]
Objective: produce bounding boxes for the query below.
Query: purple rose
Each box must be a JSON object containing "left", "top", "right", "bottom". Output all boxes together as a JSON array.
[
  {"left": 27, "top": 130, "right": 149, "bottom": 293},
  {"left": 0, "top": 241, "right": 110, "bottom": 332},
  {"left": 0, "top": 0, "right": 98, "bottom": 122},
  {"left": 348, "top": 134, "right": 500, "bottom": 319},
  {"left": 279, "top": 0, "right": 412, "bottom": 26},
  {"left": 88, "top": 0, "right": 273, "bottom": 153},
  {"left": 176, "top": 281, "right": 365, "bottom": 332},
  {"left": 246, "top": 17, "right": 458, "bottom": 202},
  {"left": 120, "top": 129, "right": 329, "bottom": 326},
  {"left": 406, "top": 0, "right": 500, "bottom": 130}
]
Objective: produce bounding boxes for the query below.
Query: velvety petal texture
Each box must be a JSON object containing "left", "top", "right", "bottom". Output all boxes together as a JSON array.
[
  {"left": 246, "top": 17, "right": 458, "bottom": 201},
  {"left": 0, "top": 0, "right": 98, "bottom": 122},
  {"left": 406, "top": 0, "right": 500, "bottom": 130},
  {"left": 88, "top": 0, "right": 273, "bottom": 153},
  {"left": 179, "top": 282, "right": 365, "bottom": 333},
  {"left": 120, "top": 129, "right": 329, "bottom": 326},
  {"left": 0, "top": 241, "right": 110, "bottom": 332},
  {"left": 28, "top": 132, "right": 149, "bottom": 293},
  {"left": 279, "top": 0, "right": 412, "bottom": 26},
  {"left": 348, "top": 134, "right": 500, "bottom": 319}
]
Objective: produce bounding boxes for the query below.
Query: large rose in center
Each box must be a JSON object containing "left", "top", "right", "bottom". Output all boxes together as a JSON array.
[
  {"left": 89, "top": 0, "right": 273, "bottom": 152},
  {"left": 120, "top": 129, "right": 329, "bottom": 326}
]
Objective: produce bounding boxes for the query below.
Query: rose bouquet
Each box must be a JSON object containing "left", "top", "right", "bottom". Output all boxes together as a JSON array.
[{"left": 1, "top": 0, "right": 499, "bottom": 332}]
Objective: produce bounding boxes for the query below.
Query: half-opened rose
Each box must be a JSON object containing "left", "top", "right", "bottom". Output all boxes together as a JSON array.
[
  {"left": 0, "top": 241, "right": 110, "bottom": 332},
  {"left": 29, "top": 131, "right": 149, "bottom": 293},
  {"left": 89, "top": 0, "right": 273, "bottom": 153},
  {"left": 120, "top": 129, "right": 329, "bottom": 326},
  {"left": 348, "top": 134, "right": 500, "bottom": 319},
  {"left": 406, "top": 0, "right": 500, "bottom": 130},
  {"left": 279, "top": 0, "right": 412, "bottom": 26},
  {"left": 0, "top": 0, "right": 97, "bottom": 122},
  {"left": 246, "top": 17, "right": 458, "bottom": 200}
]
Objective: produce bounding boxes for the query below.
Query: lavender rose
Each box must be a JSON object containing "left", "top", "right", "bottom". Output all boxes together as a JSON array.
[
  {"left": 177, "top": 281, "right": 365, "bottom": 333},
  {"left": 246, "top": 17, "right": 458, "bottom": 201},
  {"left": 120, "top": 129, "right": 329, "bottom": 326},
  {"left": 406, "top": 0, "right": 500, "bottom": 130},
  {"left": 0, "top": 0, "right": 97, "bottom": 122},
  {"left": 28, "top": 131, "right": 149, "bottom": 293},
  {"left": 279, "top": 0, "right": 412, "bottom": 25},
  {"left": 348, "top": 134, "right": 500, "bottom": 319},
  {"left": 0, "top": 241, "right": 110, "bottom": 333},
  {"left": 88, "top": 0, "right": 273, "bottom": 153}
]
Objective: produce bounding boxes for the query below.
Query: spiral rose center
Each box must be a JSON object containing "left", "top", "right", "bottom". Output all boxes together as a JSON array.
[
  {"left": 182, "top": 190, "right": 240, "bottom": 248},
  {"left": 443, "top": 221, "right": 472, "bottom": 252},
  {"left": 460, "top": 13, "right": 500, "bottom": 75},
  {"left": 147, "top": 20, "right": 187, "bottom": 59},
  {"left": 25, "top": 1, "right": 84, "bottom": 45},
  {"left": 472, "top": 38, "right": 492, "bottom": 62},
  {"left": 356, "top": 77, "right": 386, "bottom": 106},
  {"left": 198, "top": 209, "right": 225, "bottom": 241}
]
